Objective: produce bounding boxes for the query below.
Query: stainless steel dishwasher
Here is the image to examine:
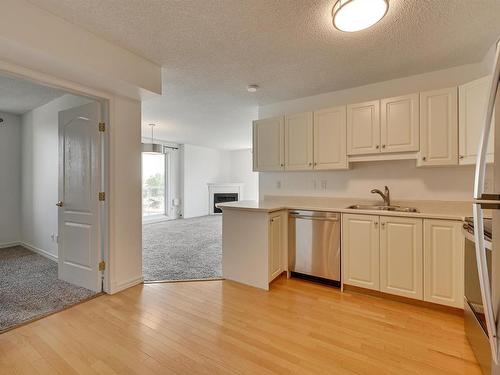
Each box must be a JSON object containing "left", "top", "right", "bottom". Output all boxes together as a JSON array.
[{"left": 288, "top": 210, "right": 341, "bottom": 287}]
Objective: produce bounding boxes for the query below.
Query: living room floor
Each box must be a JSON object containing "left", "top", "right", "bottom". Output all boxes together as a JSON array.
[
  {"left": 142, "top": 215, "right": 222, "bottom": 281},
  {"left": 0, "top": 276, "right": 480, "bottom": 374}
]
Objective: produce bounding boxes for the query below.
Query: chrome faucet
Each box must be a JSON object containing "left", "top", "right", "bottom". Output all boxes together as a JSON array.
[{"left": 371, "top": 186, "right": 391, "bottom": 206}]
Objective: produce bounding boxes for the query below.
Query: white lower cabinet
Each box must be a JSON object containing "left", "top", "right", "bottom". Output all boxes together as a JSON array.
[
  {"left": 423, "top": 219, "right": 464, "bottom": 308},
  {"left": 342, "top": 214, "right": 464, "bottom": 308},
  {"left": 342, "top": 214, "right": 380, "bottom": 291},
  {"left": 269, "top": 211, "right": 286, "bottom": 282},
  {"left": 379, "top": 217, "right": 423, "bottom": 299}
]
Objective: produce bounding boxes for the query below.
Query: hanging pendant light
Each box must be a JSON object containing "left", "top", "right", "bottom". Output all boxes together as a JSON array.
[
  {"left": 332, "top": 0, "right": 389, "bottom": 32},
  {"left": 141, "top": 123, "right": 164, "bottom": 154}
]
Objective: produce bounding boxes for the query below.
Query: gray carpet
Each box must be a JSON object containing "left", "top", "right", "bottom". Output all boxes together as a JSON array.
[
  {"left": 0, "top": 246, "right": 97, "bottom": 332},
  {"left": 143, "top": 215, "right": 222, "bottom": 281}
]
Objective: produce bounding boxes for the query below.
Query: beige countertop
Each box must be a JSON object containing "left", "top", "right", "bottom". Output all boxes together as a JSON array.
[{"left": 217, "top": 195, "right": 479, "bottom": 221}]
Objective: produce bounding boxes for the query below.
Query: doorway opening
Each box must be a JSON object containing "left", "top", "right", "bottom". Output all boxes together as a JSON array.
[{"left": 0, "top": 72, "right": 108, "bottom": 332}]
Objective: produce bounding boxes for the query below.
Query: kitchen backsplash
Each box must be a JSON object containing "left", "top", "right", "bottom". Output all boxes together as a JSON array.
[{"left": 259, "top": 160, "right": 493, "bottom": 202}]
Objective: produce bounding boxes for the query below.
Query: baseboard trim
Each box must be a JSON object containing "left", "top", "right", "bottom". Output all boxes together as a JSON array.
[
  {"left": 109, "top": 276, "right": 144, "bottom": 294},
  {"left": 0, "top": 241, "right": 21, "bottom": 249},
  {"left": 20, "top": 242, "right": 58, "bottom": 263}
]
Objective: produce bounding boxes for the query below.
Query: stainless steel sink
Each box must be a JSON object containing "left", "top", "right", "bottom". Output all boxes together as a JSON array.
[{"left": 347, "top": 204, "right": 419, "bottom": 213}]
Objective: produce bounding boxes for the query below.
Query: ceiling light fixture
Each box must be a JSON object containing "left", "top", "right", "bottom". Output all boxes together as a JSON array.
[
  {"left": 247, "top": 84, "right": 259, "bottom": 93},
  {"left": 141, "top": 123, "right": 164, "bottom": 154},
  {"left": 332, "top": 0, "right": 389, "bottom": 32}
]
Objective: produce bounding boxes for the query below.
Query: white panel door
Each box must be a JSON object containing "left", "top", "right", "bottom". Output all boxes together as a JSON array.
[
  {"left": 342, "top": 214, "right": 380, "bottom": 290},
  {"left": 58, "top": 102, "right": 102, "bottom": 292},
  {"left": 419, "top": 87, "right": 458, "bottom": 166},
  {"left": 379, "top": 216, "right": 423, "bottom": 300},
  {"left": 347, "top": 100, "right": 380, "bottom": 155},
  {"left": 253, "top": 117, "right": 284, "bottom": 171},
  {"left": 423, "top": 219, "right": 464, "bottom": 308},
  {"left": 380, "top": 93, "right": 419, "bottom": 153},
  {"left": 269, "top": 213, "right": 283, "bottom": 282},
  {"left": 285, "top": 112, "right": 313, "bottom": 170},
  {"left": 313, "top": 106, "right": 348, "bottom": 170},
  {"left": 459, "top": 76, "right": 495, "bottom": 165}
]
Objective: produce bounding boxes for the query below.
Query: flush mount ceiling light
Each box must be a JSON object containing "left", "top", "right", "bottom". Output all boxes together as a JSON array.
[
  {"left": 247, "top": 84, "right": 259, "bottom": 92},
  {"left": 332, "top": 0, "right": 389, "bottom": 32}
]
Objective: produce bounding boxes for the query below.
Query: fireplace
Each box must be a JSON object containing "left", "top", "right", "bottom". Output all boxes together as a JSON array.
[
  {"left": 207, "top": 183, "right": 243, "bottom": 215},
  {"left": 213, "top": 193, "right": 238, "bottom": 213}
]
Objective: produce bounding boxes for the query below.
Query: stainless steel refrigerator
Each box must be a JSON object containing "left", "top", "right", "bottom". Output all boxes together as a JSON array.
[{"left": 468, "top": 38, "right": 500, "bottom": 374}]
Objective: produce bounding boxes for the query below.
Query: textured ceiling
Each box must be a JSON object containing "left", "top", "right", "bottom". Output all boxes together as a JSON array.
[
  {"left": 0, "top": 74, "right": 65, "bottom": 115},
  {"left": 27, "top": 0, "right": 500, "bottom": 149}
]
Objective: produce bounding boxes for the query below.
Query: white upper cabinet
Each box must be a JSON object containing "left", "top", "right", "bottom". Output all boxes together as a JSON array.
[
  {"left": 459, "top": 76, "right": 494, "bottom": 165},
  {"left": 418, "top": 87, "right": 458, "bottom": 166},
  {"left": 253, "top": 117, "right": 284, "bottom": 171},
  {"left": 313, "top": 106, "right": 348, "bottom": 170},
  {"left": 379, "top": 217, "right": 423, "bottom": 300},
  {"left": 380, "top": 94, "right": 419, "bottom": 153},
  {"left": 347, "top": 100, "right": 381, "bottom": 155},
  {"left": 285, "top": 112, "right": 314, "bottom": 170}
]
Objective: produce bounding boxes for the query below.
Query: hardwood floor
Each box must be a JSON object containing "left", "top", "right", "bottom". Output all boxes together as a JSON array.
[{"left": 0, "top": 277, "right": 480, "bottom": 374}]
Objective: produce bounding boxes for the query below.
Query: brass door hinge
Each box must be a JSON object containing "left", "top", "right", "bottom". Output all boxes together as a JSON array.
[
  {"left": 99, "top": 260, "right": 106, "bottom": 271},
  {"left": 99, "top": 192, "right": 106, "bottom": 201},
  {"left": 99, "top": 122, "right": 106, "bottom": 132}
]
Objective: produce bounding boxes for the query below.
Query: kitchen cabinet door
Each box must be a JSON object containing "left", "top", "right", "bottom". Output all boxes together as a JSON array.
[
  {"left": 253, "top": 117, "right": 284, "bottom": 171},
  {"left": 342, "top": 214, "right": 380, "bottom": 290},
  {"left": 418, "top": 87, "right": 458, "bottom": 166},
  {"left": 379, "top": 217, "right": 423, "bottom": 300},
  {"left": 313, "top": 106, "right": 348, "bottom": 170},
  {"left": 380, "top": 93, "right": 419, "bottom": 153},
  {"left": 459, "top": 76, "right": 494, "bottom": 165},
  {"left": 269, "top": 212, "right": 284, "bottom": 282},
  {"left": 424, "top": 219, "right": 464, "bottom": 308},
  {"left": 347, "top": 100, "right": 381, "bottom": 155},
  {"left": 285, "top": 112, "right": 314, "bottom": 170}
]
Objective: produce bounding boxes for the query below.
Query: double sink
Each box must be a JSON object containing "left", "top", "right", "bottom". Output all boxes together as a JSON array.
[
  {"left": 347, "top": 204, "right": 419, "bottom": 213},
  {"left": 347, "top": 186, "right": 419, "bottom": 213}
]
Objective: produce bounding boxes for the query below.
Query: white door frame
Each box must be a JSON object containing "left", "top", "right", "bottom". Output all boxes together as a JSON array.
[{"left": 0, "top": 61, "right": 112, "bottom": 293}]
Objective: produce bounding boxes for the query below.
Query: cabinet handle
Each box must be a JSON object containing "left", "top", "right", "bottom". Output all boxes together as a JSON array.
[
  {"left": 376, "top": 145, "right": 380, "bottom": 149},
  {"left": 459, "top": 155, "right": 464, "bottom": 160},
  {"left": 374, "top": 222, "right": 378, "bottom": 228},
  {"left": 280, "top": 163, "right": 284, "bottom": 167},
  {"left": 422, "top": 156, "right": 427, "bottom": 161},
  {"left": 381, "top": 222, "right": 386, "bottom": 228},
  {"left": 308, "top": 162, "right": 312, "bottom": 166},
  {"left": 314, "top": 162, "right": 317, "bottom": 166},
  {"left": 382, "top": 144, "right": 386, "bottom": 149}
]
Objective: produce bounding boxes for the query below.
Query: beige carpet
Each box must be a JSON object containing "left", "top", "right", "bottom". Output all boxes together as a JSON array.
[
  {"left": 0, "top": 246, "right": 97, "bottom": 332},
  {"left": 142, "top": 215, "right": 222, "bottom": 281}
]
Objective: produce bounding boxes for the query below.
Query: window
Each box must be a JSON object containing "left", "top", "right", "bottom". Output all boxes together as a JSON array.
[{"left": 142, "top": 153, "right": 166, "bottom": 218}]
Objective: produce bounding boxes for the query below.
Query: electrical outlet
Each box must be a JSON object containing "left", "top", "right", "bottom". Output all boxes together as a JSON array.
[
  {"left": 321, "top": 180, "right": 327, "bottom": 190},
  {"left": 50, "top": 233, "right": 55, "bottom": 242}
]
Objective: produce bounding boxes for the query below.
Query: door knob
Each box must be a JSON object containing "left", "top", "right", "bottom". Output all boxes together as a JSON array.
[{"left": 56, "top": 201, "right": 63, "bottom": 207}]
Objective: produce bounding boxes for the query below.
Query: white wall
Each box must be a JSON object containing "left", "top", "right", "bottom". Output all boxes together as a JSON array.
[
  {"left": 21, "top": 94, "right": 92, "bottom": 259},
  {"left": 108, "top": 96, "right": 143, "bottom": 293},
  {"left": 260, "top": 161, "right": 490, "bottom": 202},
  {"left": 0, "top": 0, "right": 162, "bottom": 98},
  {"left": 229, "top": 149, "right": 259, "bottom": 201},
  {"left": 258, "top": 62, "right": 493, "bottom": 202},
  {"left": 0, "top": 112, "right": 21, "bottom": 247},
  {"left": 181, "top": 144, "right": 231, "bottom": 218}
]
